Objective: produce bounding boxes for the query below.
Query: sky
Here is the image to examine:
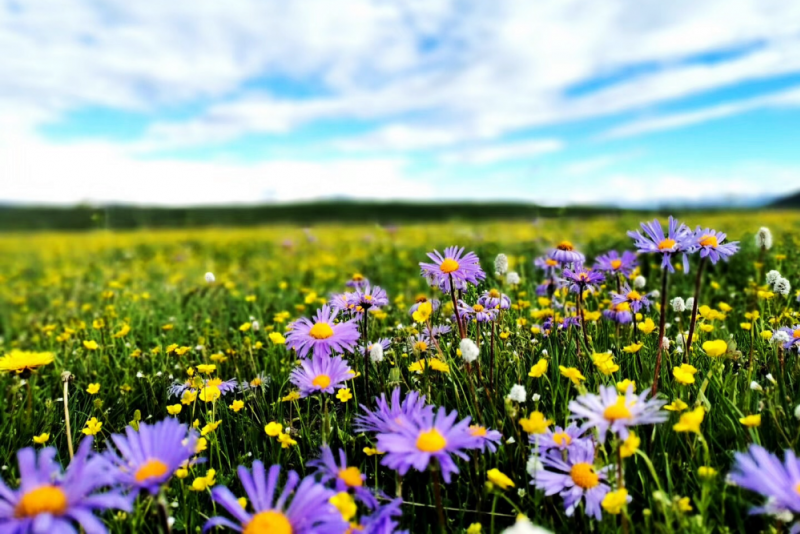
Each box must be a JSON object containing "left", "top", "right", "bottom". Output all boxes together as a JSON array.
[{"left": 1, "top": 0, "right": 800, "bottom": 208}]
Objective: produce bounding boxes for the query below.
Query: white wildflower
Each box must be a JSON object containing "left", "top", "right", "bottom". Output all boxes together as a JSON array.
[
  {"left": 508, "top": 384, "right": 526, "bottom": 403},
  {"left": 204, "top": 272, "right": 215, "bottom": 283},
  {"left": 459, "top": 338, "right": 480, "bottom": 363},
  {"left": 633, "top": 276, "right": 646, "bottom": 289},
  {"left": 370, "top": 343, "right": 385, "bottom": 363},
  {"left": 495, "top": 253, "right": 509, "bottom": 275},
  {"left": 756, "top": 227, "right": 772, "bottom": 250},
  {"left": 671, "top": 297, "right": 686, "bottom": 313},
  {"left": 506, "top": 271, "right": 521, "bottom": 285}
]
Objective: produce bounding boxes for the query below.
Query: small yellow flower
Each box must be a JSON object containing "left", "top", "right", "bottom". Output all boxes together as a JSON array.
[
  {"left": 760, "top": 331, "right": 773, "bottom": 340},
  {"left": 175, "top": 467, "right": 189, "bottom": 479},
  {"left": 620, "top": 432, "right": 640, "bottom": 458},
  {"left": 697, "top": 466, "right": 718, "bottom": 479},
  {"left": 664, "top": 399, "right": 689, "bottom": 412},
  {"left": 673, "top": 364, "right": 698, "bottom": 385},
  {"left": 528, "top": 359, "right": 548, "bottom": 378},
  {"left": 162, "top": 323, "right": 174, "bottom": 331},
  {"left": 637, "top": 318, "right": 656, "bottom": 335},
  {"left": 33, "top": 433, "right": 50, "bottom": 445},
  {"left": 167, "top": 404, "right": 182, "bottom": 415},
  {"left": 336, "top": 388, "right": 353, "bottom": 403},
  {"left": 239, "top": 322, "right": 252, "bottom": 332},
  {"left": 559, "top": 366, "right": 585, "bottom": 385},
  {"left": 83, "top": 340, "right": 99, "bottom": 351},
  {"left": 86, "top": 383, "right": 100, "bottom": 395},
  {"left": 466, "top": 523, "right": 483, "bottom": 534},
  {"left": 674, "top": 406, "right": 705, "bottom": 434},
  {"left": 0, "top": 350, "right": 55, "bottom": 374},
  {"left": 191, "top": 469, "right": 217, "bottom": 491},
  {"left": 201, "top": 420, "right": 222, "bottom": 436},
  {"left": 265, "top": 421, "right": 283, "bottom": 437},
  {"left": 740, "top": 322, "right": 752, "bottom": 331},
  {"left": 269, "top": 332, "right": 286, "bottom": 344},
  {"left": 677, "top": 496, "right": 693, "bottom": 512},
  {"left": 281, "top": 391, "right": 301, "bottom": 402},
  {"left": 113, "top": 324, "right": 131, "bottom": 338},
  {"left": 196, "top": 364, "right": 216, "bottom": 374},
  {"left": 181, "top": 390, "right": 198, "bottom": 405},
  {"left": 363, "top": 447, "right": 385, "bottom": 456},
  {"left": 82, "top": 417, "right": 102, "bottom": 436},
  {"left": 601, "top": 488, "right": 628, "bottom": 514},
  {"left": 277, "top": 432, "right": 297, "bottom": 448},
  {"left": 739, "top": 414, "right": 761, "bottom": 427},
  {"left": 412, "top": 301, "right": 433, "bottom": 323},
  {"left": 616, "top": 379, "right": 636, "bottom": 393},
  {"left": 702, "top": 339, "right": 728, "bottom": 357},
  {"left": 487, "top": 468, "right": 514, "bottom": 489},
  {"left": 622, "top": 342, "right": 643, "bottom": 353},
  {"left": 195, "top": 437, "right": 208, "bottom": 453},
  {"left": 229, "top": 400, "right": 245, "bottom": 412},
  {"left": 519, "top": 412, "right": 552, "bottom": 434},
  {"left": 329, "top": 492, "right": 357, "bottom": 521},
  {"left": 591, "top": 352, "right": 619, "bottom": 375}
]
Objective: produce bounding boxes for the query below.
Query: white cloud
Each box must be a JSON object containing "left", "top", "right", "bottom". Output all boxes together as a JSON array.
[{"left": 439, "top": 139, "right": 563, "bottom": 165}]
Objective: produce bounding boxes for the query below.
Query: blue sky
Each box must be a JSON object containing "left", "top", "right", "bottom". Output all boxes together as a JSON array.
[{"left": 1, "top": 0, "right": 800, "bottom": 207}]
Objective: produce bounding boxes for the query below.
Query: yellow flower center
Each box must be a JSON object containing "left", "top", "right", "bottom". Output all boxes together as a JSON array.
[
  {"left": 473, "top": 304, "right": 485, "bottom": 312},
  {"left": 15, "top": 485, "right": 68, "bottom": 518},
  {"left": 615, "top": 302, "right": 631, "bottom": 312},
  {"left": 793, "top": 329, "right": 800, "bottom": 339},
  {"left": 552, "top": 432, "right": 572, "bottom": 447},
  {"left": 352, "top": 274, "right": 364, "bottom": 281},
  {"left": 439, "top": 258, "right": 460, "bottom": 273},
  {"left": 469, "top": 425, "right": 488, "bottom": 437},
  {"left": 603, "top": 397, "right": 632, "bottom": 421},
  {"left": 795, "top": 482, "right": 800, "bottom": 495},
  {"left": 338, "top": 467, "right": 363, "bottom": 488},
  {"left": 415, "top": 296, "right": 428, "bottom": 303},
  {"left": 546, "top": 259, "right": 558, "bottom": 266},
  {"left": 251, "top": 377, "right": 262, "bottom": 387},
  {"left": 626, "top": 290, "right": 641, "bottom": 301},
  {"left": 244, "top": 511, "right": 292, "bottom": 534},
  {"left": 134, "top": 459, "right": 169, "bottom": 483},
  {"left": 658, "top": 238, "right": 676, "bottom": 250},
  {"left": 610, "top": 259, "right": 622, "bottom": 269},
  {"left": 570, "top": 463, "right": 599, "bottom": 489},
  {"left": 489, "top": 289, "right": 500, "bottom": 298},
  {"left": 309, "top": 322, "right": 334, "bottom": 340},
  {"left": 416, "top": 429, "right": 447, "bottom": 452},
  {"left": 312, "top": 374, "right": 331, "bottom": 389},
  {"left": 414, "top": 341, "right": 428, "bottom": 352},
  {"left": 699, "top": 235, "right": 718, "bottom": 248}
]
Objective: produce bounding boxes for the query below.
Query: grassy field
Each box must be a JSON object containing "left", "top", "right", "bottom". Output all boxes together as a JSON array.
[{"left": 1, "top": 211, "right": 800, "bottom": 533}]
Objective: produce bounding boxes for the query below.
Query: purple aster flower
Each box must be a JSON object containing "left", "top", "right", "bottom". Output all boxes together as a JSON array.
[
  {"left": 468, "top": 424, "right": 503, "bottom": 453},
  {"left": 239, "top": 373, "right": 270, "bottom": 392},
  {"left": 102, "top": 418, "right": 198, "bottom": 495},
  {"left": 419, "top": 247, "right": 486, "bottom": 293},
  {"left": 559, "top": 316, "right": 582, "bottom": 331},
  {"left": 478, "top": 289, "right": 511, "bottom": 310},
  {"left": 308, "top": 446, "right": 378, "bottom": 508},
  {"left": 458, "top": 300, "right": 498, "bottom": 323},
  {"left": 0, "top": 437, "right": 130, "bottom": 533},
  {"left": 569, "top": 384, "right": 667, "bottom": 443},
  {"left": 530, "top": 423, "right": 587, "bottom": 454},
  {"left": 627, "top": 216, "right": 693, "bottom": 273},
  {"left": 290, "top": 354, "right": 352, "bottom": 398},
  {"left": 407, "top": 333, "right": 432, "bottom": 355},
  {"left": 409, "top": 296, "right": 440, "bottom": 316},
  {"left": 286, "top": 305, "right": 360, "bottom": 359},
  {"left": 777, "top": 326, "right": 800, "bottom": 350},
  {"left": 328, "top": 293, "right": 354, "bottom": 314},
  {"left": 594, "top": 250, "right": 638, "bottom": 277},
  {"left": 534, "top": 255, "right": 561, "bottom": 276},
  {"left": 602, "top": 304, "right": 633, "bottom": 324},
  {"left": 354, "top": 388, "right": 434, "bottom": 434},
  {"left": 346, "top": 273, "right": 369, "bottom": 289},
  {"left": 611, "top": 283, "right": 651, "bottom": 313},
  {"left": 360, "top": 498, "right": 408, "bottom": 534},
  {"left": 561, "top": 265, "right": 605, "bottom": 294},
  {"left": 353, "top": 284, "right": 389, "bottom": 310},
  {"left": 531, "top": 439, "right": 611, "bottom": 520},
  {"left": 204, "top": 462, "right": 347, "bottom": 533},
  {"left": 548, "top": 241, "right": 585, "bottom": 265},
  {"left": 376, "top": 405, "right": 479, "bottom": 483},
  {"left": 730, "top": 445, "right": 800, "bottom": 521},
  {"left": 424, "top": 324, "right": 451, "bottom": 340},
  {"left": 359, "top": 338, "right": 392, "bottom": 356},
  {"left": 536, "top": 282, "right": 553, "bottom": 296},
  {"left": 690, "top": 227, "right": 739, "bottom": 264}
]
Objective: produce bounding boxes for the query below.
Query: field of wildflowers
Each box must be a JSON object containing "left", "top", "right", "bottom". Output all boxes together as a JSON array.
[{"left": 2, "top": 211, "right": 800, "bottom": 533}]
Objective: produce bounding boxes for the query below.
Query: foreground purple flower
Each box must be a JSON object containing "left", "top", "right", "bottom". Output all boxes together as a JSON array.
[
  {"left": 286, "top": 305, "right": 360, "bottom": 359},
  {"left": 569, "top": 384, "right": 666, "bottom": 443},
  {"left": 691, "top": 227, "right": 739, "bottom": 264},
  {"left": 0, "top": 438, "right": 130, "bottom": 533},
  {"left": 103, "top": 418, "right": 198, "bottom": 495},
  {"left": 290, "top": 354, "right": 352, "bottom": 397},
  {"left": 204, "top": 462, "right": 346, "bottom": 533},
  {"left": 627, "top": 216, "right": 693, "bottom": 273},
  {"left": 420, "top": 247, "right": 485, "bottom": 293},
  {"left": 355, "top": 388, "right": 434, "bottom": 434},
  {"left": 594, "top": 250, "right": 638, "bottom": 277},
  {"left": 730, "top": 445, "right": 800, "bottom": 523},
  {"left": 309, "top": 446, "right": 377, "bottom": 508}
]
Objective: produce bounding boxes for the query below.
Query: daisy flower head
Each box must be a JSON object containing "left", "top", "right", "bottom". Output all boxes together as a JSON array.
[
  {"left": 199, "top": 377, "right": 239, "bottom": 403},
  {"left": 534, "top": 255, "right": 561, "bottom": 276},
  {"left": 458, "top": 300, "right": 499, "bottom": 323},
  {"left": 548, "top": 241, "right": 585, "bottom": 266},
  {"left": 0, "top": 350, "right": 55, "bottom": 375},
  {"left": 468, "top": 425, "right": 503, "bottom": 452},
  {"left": 594, "top": 250, "right": 638, "bottom": 277},
  {"left": 690, "top": 227, "right": 739, "bottom": 264},
  {"left": 776, "top": 325, "right": 800, "bottom": 350},
  {"left": 204, "top": 462, "right": 347, "bottom": 533},
  {"left": 611, "top": 283, "right": 652, "bottom": 313},
  {"left": 424, "top": 324, "right": 452, "bottom": 341},
  {"left": 377, "top": 405, "right": 479, "bottom": 483},
  {"left": 349, "top": 284, "right": 389, "bottom": 313},
  {"left": 603, "top": 302, "right": 633, "bottom": 324},
  {"left": 419, "top": 246, "right": 486, "bottom": 293},
  {"left": 730, "top": 445, "right": 800, "bottom": 523},
  {"left": 569, "top": 384, "right": 667, "bottom": 443},
  {"left": 290, "top": 354, "right": 352, "bottom": 398},
  {"left": 627, "top": 216, "right": 693, "bottom": 273},
  {"left": 0, "top": 438, "right": 130, "bottom": 532},
  {"left": 354, "top": 387, "right": 433, "bottom": 434},
  {"left": 102, "top": 417, "right": 199, "bottom": 495},
  {"left": 531, "top": 439, "right": 610, "bottom": 520},
  {"left": 560, "top": 264, "right": 604, "bottom": 294},
  {"left": 308, "top": 446, "right": 378, "bottom": 508},
  {"left": 346, "top": 273, "right": 369, "bottom": 289},
  {"left": 478, "top": 288, "right": 511, "bottom": 310},
  {"left": 286, "top": 305, "right": 360, "bottom": 359},
  {"left": 531, "top": 423, "right": 587, "bottom": 453}
]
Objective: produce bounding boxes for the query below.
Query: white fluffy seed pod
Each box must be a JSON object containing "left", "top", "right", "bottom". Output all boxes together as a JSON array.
[
  {"left": 459, "top": 338, "right": 480, "bottom": 363},
  {"left": 495, "top": 253, "right": 509, "bottom": 275},
  {"left": 671, "top": 297, "right": 686, "bottom": 313},
  {"left": 756, "top": 227, "right": 773, "bottom": 250},
  {"left": 506, "top": 271, "right": 521, "bottom": 285},
  {"left": 205, "top": 272, "right": 215, "bottom": 283},
  {"left": 369, "top": 343, "right": 384, "bottom": 363},
  {"left": 633, "top": 276, "right": 646, "bottom": 289}
]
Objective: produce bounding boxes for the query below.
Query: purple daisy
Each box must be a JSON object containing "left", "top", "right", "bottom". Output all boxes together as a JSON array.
[
  {"left": 777, "top": 326, "right": 800, "bottom": 350},
  {"left": 354, "top": 388, "right": 434, "bottom": 434},
  {"left": 627, "top": 216, "right": 693, "bottom": 273},
  {"left": 594, "top": 250, "right": 638, "bottom": 277},
  {"left": 328, "top": 293, "right": 354, "bottom": 315},
  {"left": 359, "top": 498, "right": 408, "bottom": 534},
  {"left": 530, "top": 423, "right": 587, "bottom": 454},
  {"left": 308, "top": 446, "right": 378, "bottom": 508},
  {"left": 468, "top": 424, "right": 503, "bottom": 453},
  {"left": 730, "top": 445, "right": 800, "bottom": 521},
  {"left": 458, "top": 300, "right": 498, "bottom": 323},
  {"left": 534, "top": 255, "right": 561, "bottom": 276},
  {"left": 290, "top": 354, "right": 352, "bottom": 398},
  {"left": 350, "top": 284, "right": 389, "bottom": 311},
  {"left": 286, "top": 305, "right": 360, "bottom": 359},
  {"left": 602, "top": 303, "right": 633, "bottom": 324},
  {"left": 346, "top": 273, "right": 369, "bottom": 289},
  {"left": 359, "top": 338, "right": 392, "bottom": 356},
  {"left": 569, "top": 384, "right": 667, "bottom": 443},
  {"left": 0, "top": 438, "right": 130, "bottom": 533},
  {"left": 419, "top": 247, "right": 486, "bottom": 293},
  {"left": 408, "top": 296, "right": 441, "bottom": 316},
  {"left": 204, "top": 462, "right": 347, "bottom": 533},
  {"left": 610, "top": 283, "right": 652, "bottom": 313},
  {"left": 561, "top": 265, "right": 605, "bottom": 294},
  {"left": 424, "top": 324, "right": 452, "bottom": 340},
  {"left": 478, "top": 289, "right": 511, "bottom": 310},
  {"left": 376, "top": 405, "right": 478, "bottom": 483},
  {"left": 548, "top": 241, "right": 585, "bottom": 265},
  {"left": 691, "top": 227, "right": 739, "bottom": 264},
  {"left": 102, "top": 418, "right": 199, "bottom": 495},
  {"left": 531, "top": 439, "right": 611, "bottom": 520}
]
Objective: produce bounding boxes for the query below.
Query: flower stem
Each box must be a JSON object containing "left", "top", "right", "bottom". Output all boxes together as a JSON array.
[
  {"left": 651, "top": 268, "right": 670, "bottom": 397},
  {"left": 431, "top": 466, "right": 446, "bottom": 532},
  {"left": 685, "top": 256, "right": 707, "bottom": 363},
  {"left": 449, "top": 275, "right": 466, "bottom": 339},
  {"left": 61, "top": 371, "right": 74, "bottom": 459}
]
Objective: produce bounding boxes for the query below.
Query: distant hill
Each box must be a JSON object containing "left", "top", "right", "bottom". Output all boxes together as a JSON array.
[
  {"left": 0, "top": 201, "right": 630, "bottom": 231},
  {"left": 771, "top": 191, "right": 800, "bottom": 209}
]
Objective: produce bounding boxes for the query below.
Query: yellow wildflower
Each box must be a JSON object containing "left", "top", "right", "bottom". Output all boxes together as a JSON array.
[
  {"left": 86, "top": 383, "right": 100, "bottom": 395},
  {"left": 601, "top": 488, "right": 628, "bottom": 514},
  {"left": 559, "top": 366, "right": 585, "bottom": 385},
  {"left": 487, "top": 469, "right": 515, "bottom": 489},
  {"left": 519, "top": 412, "right": 552, "bottom": 434},
  {"left": 674, "top": 407, "right": 705, "bottom": 434},
  {"left": 739, "top": 414, "right": 761, "bottom": 427},
  {"left": 528, "top": 359, "right": 548, "bottom": 378},
  {"left": 82, "top": 417, "right": 102, "bottom": 436},
  {"left": 336, "top": 388, "right": 353, "bottom": 403}
]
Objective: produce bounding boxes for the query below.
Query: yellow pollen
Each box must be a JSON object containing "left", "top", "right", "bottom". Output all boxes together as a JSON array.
[
  {"left": 415, "top": 295, "right": 428, "bottom": 303},
  {"left": 557, "top": 241, "right": 574, "bottom": 251},
  {"left": 469, "top": 425, "right": 488, "bottom": 437},
  {"left": 626, "top": 290, "right": 642, "bottom": 301},
  {"left": 699, "top": 235, "right": 718, "bottom": 248},
  {"left": 489, "top": 289, "right": 500, "bottom": 298},
  {"left": 615, "top": 302, "right": 631, "bottom": 312},
  {"left": 309, "top": 322, "right": 334, "bottom": 340},
  {"left": 439, "top": 258, "right": 460, "bottom": 273},
  {"left": 352, "top": 274, "right": 364, "bottom": 281},
  {"left": 134, "top": 459, "right": 169, "bottom": 483},
  {"left": 414, "top": 341, "right": 428, "bottom": 352},
  {"left": 338, "top": 467, "right": 363, "bottom": 488},
  {"left": 473, "top": 304, "right": 485, "bottom": 312},
  {"left": 795, "top": 482, "right": 800, "bottom": 495},
  {"left": 658, "top": 238, "right": 676, "bottom": 251},
  {"left": 15, "top": 485, "right": 68, "bottom": 518},
  {"left": 570, "top": 463, "right": 599, "bottom": 489},
  {"left": 793, "top": 329, "right": 800, "bottom": 339},
  {"left": 251, "top": 377, "right": 262, "bottom": 387},
  {"left": 243, "top": 511, "right": 292, "bottom": 534},
  {"left": 546, "top": 259, "right": 558, "bottom": 266},
  {"left": 416, "top": 429, "right": 447, "bottom": 452},
  {"left": 603, "top": 397, "right": 632, "bottom": 421},
  {"left": 552, "top": 432, "right": 572, "bottom": 447},
  {"left": 610, "top": 259, "right": 622, "bottom": 269},
  {"left": 312, "top": 374, "right": 331, "bottom": 389}
]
